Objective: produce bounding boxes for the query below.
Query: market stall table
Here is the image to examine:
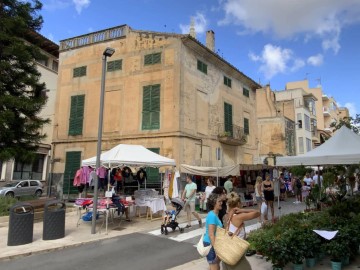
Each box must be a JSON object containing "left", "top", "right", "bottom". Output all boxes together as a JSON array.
[{"left": 135, "top": 197, "right": 166, "bottom": 221}]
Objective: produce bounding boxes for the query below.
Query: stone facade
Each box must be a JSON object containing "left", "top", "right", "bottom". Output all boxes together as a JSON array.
[{"left": 52, "top": 25, "right": 261, "bottom": 196}]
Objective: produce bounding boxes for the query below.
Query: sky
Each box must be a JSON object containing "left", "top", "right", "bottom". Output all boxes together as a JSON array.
[{"left": 39, "top": 0, "right": 360, "bottom": 117}]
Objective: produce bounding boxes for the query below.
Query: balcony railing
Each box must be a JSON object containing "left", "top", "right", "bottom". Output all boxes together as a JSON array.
[{"left": 217, "top": 123, "right": 247, "bottom": 146}]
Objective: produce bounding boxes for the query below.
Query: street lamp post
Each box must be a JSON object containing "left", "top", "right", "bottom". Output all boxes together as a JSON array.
[{"left": 91, "top": 47, "right": 115, "bottom": 234}]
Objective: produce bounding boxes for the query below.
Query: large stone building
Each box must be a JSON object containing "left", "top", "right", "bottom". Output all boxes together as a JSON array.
[
  {"left": 51, "top": 25, "right": 261, "bottom": 196},
  {"left": 0, "top": 31, "right": 59, "bottom": 186}
]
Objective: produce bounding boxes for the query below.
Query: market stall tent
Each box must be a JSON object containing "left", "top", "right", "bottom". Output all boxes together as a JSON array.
[
  {"left": 81, "top": 144, "right": 176, "bottom": 167},
  {"left": 180, "top": 164, "right": 240, "bottom": 177},
  {"left": 277, "top": 126, "right": 360, "bottom": 166}
]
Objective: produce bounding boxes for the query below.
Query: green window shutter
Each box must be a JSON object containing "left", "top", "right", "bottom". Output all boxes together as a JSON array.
[
  {"left": 142, "top": 84, "right": 160, "bottom": 130},
  {"left": 197, "top": 60, "right": 207, "bottom": 74},
  {"left": 244, "top": 118, "right": 249, "bottom": 135},
  {"left": 107, "top": 60, "right": 122, "bottom": 72},
  {"left": 63, "top": 151, "right": 81, "bottom": 195},
  {"left": 144, "top": 53, "right": 161, "bottom": 65},
  {"left": 142, "top": 86, "right": 151, "bottom": 130},
  {"left": 224, "top": 102, "right": 233, "bottom": 135},
  {"left": 152, "top": 53, "right": 161, "bottom": 64},
  {"left": 243, "top": 87, "right": 250, "bottom": 97},
  {"left": 224, "top": 76, "right": 232, "bottom": 87},
  {"left": 69, "top": 95, "right": 85, "bottom": 135},
  {"left": 73, "top": 66, "right": 87, "bottom": 77},
  {"left": 146, "top": 148, "right": 160, "bottom": 186}
]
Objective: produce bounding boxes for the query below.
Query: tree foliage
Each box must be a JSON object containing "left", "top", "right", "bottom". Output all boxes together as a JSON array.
[
  {"left": 0, "top": 0, "right": 50, "bottom": 162},
  {"left": 330, "top": 114, "right": 360, "bottom": 134}
]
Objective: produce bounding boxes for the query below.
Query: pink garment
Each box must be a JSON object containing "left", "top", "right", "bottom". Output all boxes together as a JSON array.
[
  {"left": 96, "top": 166, "right": 107, "bottom": 178},
  {"left": 81, "top": 166, "right": 93, "bottom": 184},
  {"left": 73, "top": 169, "right": 82, "bottom": 187}
]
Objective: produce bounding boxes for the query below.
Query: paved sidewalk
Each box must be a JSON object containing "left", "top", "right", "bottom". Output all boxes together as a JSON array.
[{"left": 0, "top": 198, "right": 359, "bottom": 270}]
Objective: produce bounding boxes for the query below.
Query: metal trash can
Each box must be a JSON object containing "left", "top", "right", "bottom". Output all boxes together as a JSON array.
[
  {"left": 7, "top": 203, "right": 34, "bottom": 246},
  {"left": 43, "top": 200, "right": 66, "bottom": 240}
]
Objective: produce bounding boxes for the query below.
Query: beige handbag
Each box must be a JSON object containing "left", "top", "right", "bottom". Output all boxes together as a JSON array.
[{"left": 214, "top": 216, "right": 250, "bottom": 265}]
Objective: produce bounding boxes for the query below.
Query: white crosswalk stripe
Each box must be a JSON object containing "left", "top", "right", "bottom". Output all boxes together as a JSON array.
[{"left": 148, "top": 219, "right": 261, "bottom": 243}]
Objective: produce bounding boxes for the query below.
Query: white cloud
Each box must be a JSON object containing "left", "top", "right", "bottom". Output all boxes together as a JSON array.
[
  {"left": 307, "top": 54, "right": 324, "bottom": 66},
  {"left": 218, "top": 0, "right": 360, "bottom": 54},
  {"left": 344, "top": 102, "right": 358, "bottom": 118},
  {"left": 179, "top": 12, "right": 208, "bottom": 35},
  {"left": 47, "top": 33, "right": 55, "bottom": 42},
  {"left": 249, "top": 44, "right": 304, "bottom": 79},
  {"left": 73, "top": 0, "right": 90, "bottom": 14},
  {"left": 43, "top": 0, "right": 71, "bottom": 11}
]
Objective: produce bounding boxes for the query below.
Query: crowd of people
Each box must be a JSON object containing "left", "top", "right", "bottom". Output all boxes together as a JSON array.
[{"left": 182, "top": 168, "right": 360, "bottom": 270}]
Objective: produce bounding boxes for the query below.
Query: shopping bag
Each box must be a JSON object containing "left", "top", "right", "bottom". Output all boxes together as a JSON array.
[
  {"left": 261, "top": 201, "right": 267, "bottom": 214},
  {"left": 197, "top": 233, "right": 211, "bottom": 257},
  {"left": 214, "top": 226, "right": 250, "bottom": 265}
]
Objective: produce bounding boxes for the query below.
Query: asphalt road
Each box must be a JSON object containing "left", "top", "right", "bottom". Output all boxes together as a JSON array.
[{"left": 0, "top": 233, "right": 200, "bottom": 270}]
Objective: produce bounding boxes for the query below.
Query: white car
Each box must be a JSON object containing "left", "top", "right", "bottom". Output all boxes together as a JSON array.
[{"left": 0, "top": 180, "right": 43, "bottom": 198}]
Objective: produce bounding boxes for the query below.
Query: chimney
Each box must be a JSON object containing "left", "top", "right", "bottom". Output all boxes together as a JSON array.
[
  {"left": 189, "top": 18, "right": 196, "bottom": 38},
  {"left": 206, "top": 30, "right": 215, "bottom": 52}
]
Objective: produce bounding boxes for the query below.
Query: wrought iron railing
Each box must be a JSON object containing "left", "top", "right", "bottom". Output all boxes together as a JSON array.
[{"left": 216, "top": 123, "right": 247, "bottom": 144}]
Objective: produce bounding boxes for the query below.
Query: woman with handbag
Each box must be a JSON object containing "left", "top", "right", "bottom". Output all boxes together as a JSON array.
[
  {"left": 221, "top": 192, "right": 260, "bottom": 270},
  {"left": 203, "top": 193, "right": 224, "bottom": 270}
]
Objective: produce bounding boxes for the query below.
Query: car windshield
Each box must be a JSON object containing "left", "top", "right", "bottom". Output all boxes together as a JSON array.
[{"left": 3, "top": 182, "right": 19, "bottom": 187}]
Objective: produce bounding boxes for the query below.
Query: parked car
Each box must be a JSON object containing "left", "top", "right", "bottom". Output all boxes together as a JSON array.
[{"left": 0, "top": 180, "right": 43, "bottom": 198}]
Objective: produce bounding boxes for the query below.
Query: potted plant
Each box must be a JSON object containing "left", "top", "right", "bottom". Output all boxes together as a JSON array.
[{"left": 325, "top": 234, "right": 350, "bottom": 270}]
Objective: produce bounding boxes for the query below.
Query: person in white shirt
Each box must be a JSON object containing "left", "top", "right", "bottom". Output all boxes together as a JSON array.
[
  {"left": 312, "top": 171, "right": 323, "bottom": 186},
  {"left": 303, "top": 173, "right": 314, "bottom": 188},
  {"left": 200, "top": 178, "right": 216, "bottom": 212}
]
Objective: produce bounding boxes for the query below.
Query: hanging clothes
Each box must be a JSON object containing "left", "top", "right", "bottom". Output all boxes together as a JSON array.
[
  {"left": 73, "top": 169, "right": 82, "bottom": 187},
  {"left": 172, "top": 170, "right": 180, "bottom": 198},
  {"left": 163, "top": 169, "right": 170, "bottom": 201},
  {"left": 89, "top": 170, "right": 97, "bottom": 187}
]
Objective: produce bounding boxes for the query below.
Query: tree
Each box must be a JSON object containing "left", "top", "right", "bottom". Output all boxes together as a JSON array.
[
  {"left": 0, "top": 0, "right": 50, "bottom": 162},
  {"left": 330, "top": 114, "right": 360, "bottom": 134}
]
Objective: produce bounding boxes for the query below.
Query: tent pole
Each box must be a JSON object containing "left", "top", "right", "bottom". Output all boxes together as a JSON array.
[{"left": 217, "top": 167, "right": 219, "bottom": 187}]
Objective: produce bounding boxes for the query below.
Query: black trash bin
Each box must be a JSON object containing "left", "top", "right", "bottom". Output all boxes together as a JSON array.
[
  {"left": 43, "top": 200, "right": 66, "bottom": 240},
  {"left": 8, "top": 203, "right": 34, "bottom": 246}
]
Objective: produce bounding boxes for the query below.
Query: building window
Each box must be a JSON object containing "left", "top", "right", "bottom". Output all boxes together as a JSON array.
[
  {"left": 224, "top": 102, "right": 233, "bottom": 136},
  {"left": 297, "top": 113, "right": 302, "bottom": 128},
  {"left": 243, "top": 87, "right": 250, "bottom": 98},
  {"left": 304, "top": 114, "right": 310, "bottom": 131},
  {"left": 197, "top": 60, "right": 207, "bottom": 74},
  {"left": 306, "top": 138, "right": 312, "bottom": 152},
  {"left": 107, "top": 59, "right": 122, "bottom": 71},
  {"left": 244, "top": 118, "right": 249, "bottom": 135},
  {"left": 63, "top": 151, "right": 82, "bottom": 194},
  {"left": 224, "top": 76, "right": 232, "bottom": 88},
  {"left": 68, "top": 95, "right": 85, "bottom": 135},
  {"left": 144, "top": 53, "right": 161, "bottom": 65},
  {"left": 142, "top": 84, "right": 160, "bottom": 130},
  {"left": 13, "top": 153, "right": 45, "bottom": 180},
  {"left": 73, "top": 66, "right": 87, "bottom": 77},
  {"left": 298, "top": 137, "right": 304, "bottom": 154},
  {"left": 52, "top": 60, "right": 58, "bottom": 72}
]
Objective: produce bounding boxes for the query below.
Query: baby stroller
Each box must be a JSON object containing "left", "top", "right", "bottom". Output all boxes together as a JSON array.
[{"left": 161, "top": 198, "right": 185, "bottom": 235}]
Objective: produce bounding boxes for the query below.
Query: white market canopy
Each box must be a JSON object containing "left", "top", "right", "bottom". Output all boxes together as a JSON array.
[
  {"left": 81, "top": 144, "right": 176, "bottom": 168},
  {"left": 277, "top": 126, "right": 360, "bottom": 166},
  {"left": 180, "top": 164, "right": 240, "bottom": 177}
]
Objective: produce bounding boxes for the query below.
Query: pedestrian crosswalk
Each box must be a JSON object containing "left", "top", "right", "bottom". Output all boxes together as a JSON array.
[{"left": 148, "top": 219, "right": 262, "bottom": 243}]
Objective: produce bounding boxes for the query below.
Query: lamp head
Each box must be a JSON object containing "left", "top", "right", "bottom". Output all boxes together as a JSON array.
[{"left": 103, "top": 47, "right": 115, "bottom": 57}]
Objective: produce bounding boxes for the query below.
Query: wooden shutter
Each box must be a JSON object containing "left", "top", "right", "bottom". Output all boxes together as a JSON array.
[
  {"left": 142, "top": 84, "right": 160, "bottom": 130},
  {"left": 152, "top": 53, "right": 161, "bottom": 64},
  {"left": 244, "top": 118, "right": 249, "bottom": 135},
  {"left": 69, "top": 95, "right": 85, "bottom": 135},
  {"left": 146, "top": 148, "right": 160, "bottom": 187},
  {"left": 63, "top": 151, "right": 81, "bottom": 195},
  {"left": 150, "top": 84, "right": 160, "bottom": 129},
  {"left": 224, "top": 102, "right": 233, "bottom": 135},
  {"left": 142, "top": 86, "right": 151, "bottom": 130}
]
